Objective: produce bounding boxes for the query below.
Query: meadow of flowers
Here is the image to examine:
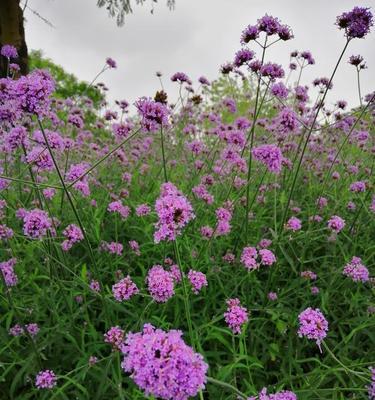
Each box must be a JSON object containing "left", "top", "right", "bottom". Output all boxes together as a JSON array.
[{"left": 0, "top": 6, "right": 374, "bottom": 400}]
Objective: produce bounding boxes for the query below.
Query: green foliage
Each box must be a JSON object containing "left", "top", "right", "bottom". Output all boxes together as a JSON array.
[{"left": 29, "top": 50, "right": 104, "bottom": 108}]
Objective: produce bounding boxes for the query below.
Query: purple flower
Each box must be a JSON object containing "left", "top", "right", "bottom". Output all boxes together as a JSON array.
[
  {"left": 146, "top": 265, "right": 174, "bottom": 303},
  {"left": 106, "top": 57, "right": 117, "bottom": 68},
  {"left": 104, "top": 326, "right": 125, "bottom": 350},
  {"left": 23, "top": 209, "right": 52, "bottom": 239},
  {"left": 154, "top": 183, "right": 195, "bottom": 243},
  {"left": 241, "top": 246, "right": 258, "bottom": 271},
  {"left": 62, "top": 224, "right": 83, "bottom": 251},
  {"left": 343, "top": 257, "right": 369, "bottom": 283},
  {"left": 35, "top": 370, "right": 57, "bottom": 389},
  {"left": 187, "top": 270, "right": 208, "bottom": 294},
  {"left": 336, "top": 7, "right": 373, "bottom": 39},
  {"left": 26, "top": 323, "right": 40, "bottom": 337},
  {"left": 224, "top": 298, "right": 249, "bottom": 334},
  {"left": 112, "top": 276, "right": 139, "bottom": 301},
  {"left": 349, "top": 181, "right": 366, "bottom": 193},
  {"left": 135, "top": 97, "right": 170, "bottom": 132},
  {"left": 271, "top": 82, "right": 289, "bottom": 99},
  {"left": 298, "top": 307, "right": 328, "bottom": 350},
  {"left": 241, "top": 25, "right": 259, "bottom": 43},
  {"left": 1, "top": 44, "right": 18, "bottom": 59},
  {"left": 260, "top": 62, "right": 285, "bottom": 80},
  {"left": 327, "top": 215, "right": 345, "bottom": 233},
  {"left": 121, "top": 324, "right": 208, "bottom": 400},
  {"left": 233, "top": 49, "right": 255, "bottom": 67},
  {"left": 285, "top": 216, "right": 302, "bottom": 231},
  {"left": 0, "top": 258, "right": 18, "bottom": 286},
  {"left": 171, "top": 72, "right": 192, "bottom": 85},
  {"left": 252, "top": 144, "right": 283, "bottom": 174},
  {"left": 268, "top": 292, "right": 278, "bottom": 301},
  {"left": 12, "top": 69, "right": 55, "bottom": 117},
  {"left": 259, "top": 249, "right": 277, "bottom": 266}
]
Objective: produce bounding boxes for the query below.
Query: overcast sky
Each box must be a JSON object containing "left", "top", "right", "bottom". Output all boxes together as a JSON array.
[{"left": 24, "top": 0, "right": 374, "bottom": 111}]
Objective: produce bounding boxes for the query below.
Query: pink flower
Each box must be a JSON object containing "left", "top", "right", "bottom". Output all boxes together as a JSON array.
[
  {"left": 112, "top": 276, "right": 139, "bottom": 301},
  {"left": 224, "top": 298, "right": 249, "bottom": 334}
]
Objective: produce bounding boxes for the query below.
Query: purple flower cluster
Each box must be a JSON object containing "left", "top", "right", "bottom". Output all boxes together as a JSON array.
[
  {"left": 298, "top": 307, "right": 328, "bottom": 350},
  {"left": 135, "top": 97, "right": 170, "bottom": 132},
  {"left": 327, "top": 215, "right": 345, "bottom": 233},
  {"left": 154, "top": 183, "right": 195, "bottom": 243},
  {"left": 241, "top": 14, "right": 293, "bottom": 44},
  {"left": 104, "top": 326, "right": 125, "bottom": 350},
  {"left": 336, "top": 7, "right": 373, "bottom": 39},
  {"left": 187, "top": 270, "right": 208, "bottom": 294},
  {"left": 0, "top": 258, "right": 18, "bottom": 287},
  {"left": 22, "top": 209, "right": 52, "bottom": 239},
  {"left": 1, "top": 44, "right": 18, "bottom": 59},
  {"left": 112, "top": 275, "right": 139, "bottom": 301},
  {"left": 107, "top": 200, "right": 130, "bottom": 219},
  {"left": 368, "top": 367, "right": 375, "bottom": 399},
  {"left": 121, "top": 324, "right": 208, "bottom": 400},
  {"left": 35, "top": 370, "right": 57, "bottom": 389},
  {"left": 248, "top": 387, "right": 297, "bottom": 400},
  {"left": 146, "top": 265, "right": 175, "bottom": 302},
  {"left": 343, "top": 257, "right": 369, "bottom": 283},
  {"left": 285, "top": 216, "right": 302, "bottom": 231},
  {"left": 224, "top": 298, "right": 249, "bottom": 334},
  {"left": 252, "top": 144, "right": 283, "bottom": 174},
  {"left": 61, "top": 224, "right": 83, "bottom": 251},
  {"left": 241, "top": 246, "right": 276, "bottom": 271}
]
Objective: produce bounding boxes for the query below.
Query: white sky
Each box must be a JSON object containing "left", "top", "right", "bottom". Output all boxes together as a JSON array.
[{"left": 24, "top": 0, "right": 375, "bottom": 110}]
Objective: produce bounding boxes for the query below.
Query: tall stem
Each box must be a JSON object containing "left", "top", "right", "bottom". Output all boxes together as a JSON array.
[{"left": 279, "top": 39, "right": 350, "bottom": 233}]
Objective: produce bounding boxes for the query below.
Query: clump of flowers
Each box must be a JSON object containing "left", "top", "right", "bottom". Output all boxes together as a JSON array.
[
  {"left": 187, "top": 270, "right": 208, "bottom": 294},
  {"left": 61, "top": 224, "right": 83, "bottom": 251},
  {"left": 367, "top": 367, "right": 375, "bottom": 399},
  {"left": 22, "top": 209, "right": 52, "bottom": 239},
  {"left": 248, "top": 387, "right": 297, "bottom": 400},
  {"left": 135, "top": 97, "right": 170, "bottom": 132},
  {"left": 104, "top": 326, "right": 125, "bottom": 350},
  {"left": 112, "top": 276, "right": 139, "bottom": 301},
  {"left": 252, "top": 144, "right": 283, "bottom": 174},
  {"left": 298, "top": 307, "right": 328, "bottom": 351},
  {"left": 146, "top": 265, "right": 174, "bottom": 302},
  {"left": 343, "top": 256, "right": 369, "bottom": 283},
  {"left": 285, "top": 216, "right": 302, "bottom": 231},
  {"left": 327, "top": 215, "right": 345, "bottom": 233},
  {"left": 336, "top": 7, "right": 373, "bottom": 39},
  {"left": 224, "top": 298, "right": 249, "bottom": 334},
  {"left": 154, "top": 183, "right": 195, "bottom": 243},
  {"left": 241, "top": 246, "right": 276, "bottom": 270},
  {"left": 0, "top": 258, "right": 17, "bottom": 287},
  {"left": 121, "top": 324, "right": 208, "bottom": 400},
  {"left": 35, "top": 370, "right": 57, "bottom": 389}
]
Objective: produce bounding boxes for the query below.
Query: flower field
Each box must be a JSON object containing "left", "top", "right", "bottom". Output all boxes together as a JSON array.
[{"left": 0, "top": 6, "right": 374, "bottom": 400}]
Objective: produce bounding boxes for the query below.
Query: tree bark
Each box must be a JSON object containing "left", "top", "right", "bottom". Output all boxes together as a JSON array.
[{"left": 0, "top": 0, "right": 28, "bottom": 77}]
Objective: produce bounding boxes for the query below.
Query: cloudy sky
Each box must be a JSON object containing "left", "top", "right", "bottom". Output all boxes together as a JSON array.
[{"left": 24, "top": 0, "right": 374, "bottom": 110}]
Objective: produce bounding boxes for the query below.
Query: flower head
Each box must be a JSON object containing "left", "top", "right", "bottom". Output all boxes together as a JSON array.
[
  {"left": 121, "top": 324, "right": 208, "bottom": 400},
  {"left": 112, "top": 276, "right": 139, "bottom": 301},
  {"left": 298, "top": 307, "right": 328, "bottom": 350},
  {"left": 336, "top": 7, "right": 373, "bottom": 39},
  {"left": 146, "top": 265, "right": 174, "bottom": 302},
  {"left": 35, "top": 370, "right": 57, "bottom": 389},
  {"left": 224, "top": 298, "right": 249, "bottom": 334}
]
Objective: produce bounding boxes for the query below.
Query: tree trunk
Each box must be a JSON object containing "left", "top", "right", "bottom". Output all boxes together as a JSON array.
[{"left": 0, "top": 0, "right": 28, "bottom": 77}]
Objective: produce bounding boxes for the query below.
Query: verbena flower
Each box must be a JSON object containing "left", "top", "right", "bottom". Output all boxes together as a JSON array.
[
  {"left": 104, "top": 326, "right": 125, "bottom": 350},
  {"left": 0, "top": 258, "right": 18, "bottom": 286},
  {"left": 35, "top": 370, "right": 57, "bottom": 389},
  {"left": 336, "top": 7, "right": 373, "bottom": 39},
  {"left": 1, "top": 44, "right": 18, "bottom": 59},
  {"left": 146, "top": 265, "right": 174, "bottom": 302},
  {"left": 224, "top": 298, "right": 249, "bottom": 334},
  {"left": 298, "top": 307, "right": 328, "bottom": 351},
  {"left": 154, "top": 183, "right": 195, "bottom": 243},
  {"left": 343, "top": 256, "right": 369, "bottom": 283},
  {"left": 61, "top": 224, "right": 83, "bottom": 251},
  {"left": 112, "top": 276, "right": 139, "bottom": 301},
  {"left": 23, "top": 209, "right": 52, "bottom": 239},
  {"left": 252, "top": 144, "right": 283, "bottom": 174},
  {"left": 187, "top": 270, "right": 208, "bottom": 294},
  {"left": 135, "top": 97, "right": 170, "bottom": 132},
  {"left": 121, "top": 324, "right": 208, "bottom": 400},
  {"left": 327, "top": 215, "right": 345, "bottom": 233}
]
